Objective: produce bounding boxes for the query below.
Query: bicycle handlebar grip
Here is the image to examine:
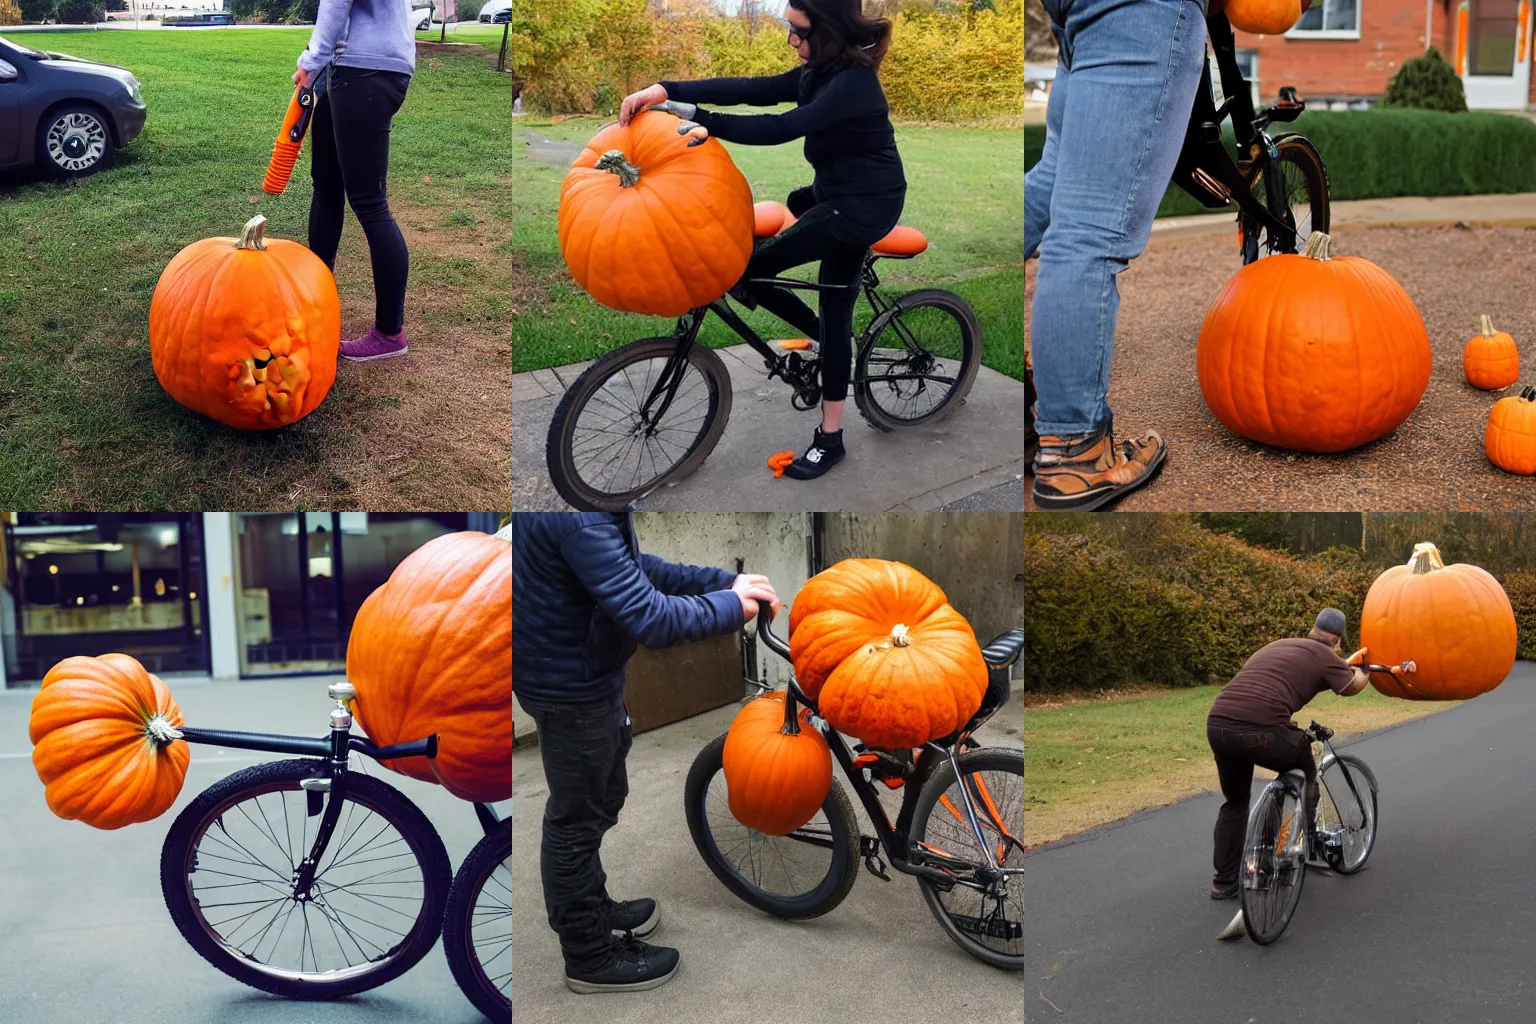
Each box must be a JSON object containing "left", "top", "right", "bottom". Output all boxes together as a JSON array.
[
  {"left": 367, "top": 734, "right": 439, "bottom": 761},
  {"left": 262, "top": 83, "right": 317, "bottom": 195}
]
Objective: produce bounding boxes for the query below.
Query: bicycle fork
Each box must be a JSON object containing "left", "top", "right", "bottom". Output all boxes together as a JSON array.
[{"left": 291, "top": 682, "right": 360, "bottom": 898}]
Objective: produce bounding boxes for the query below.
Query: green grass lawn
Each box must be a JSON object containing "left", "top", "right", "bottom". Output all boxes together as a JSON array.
[
  {"left": 417, "top": 23, "right": 509, "bottom": 46},
  {"left": 0, "top": 29, "right": 513, "bottom": 508},
  {"left": 511, "top": 115, "right": 1024, "bottom": 382}
]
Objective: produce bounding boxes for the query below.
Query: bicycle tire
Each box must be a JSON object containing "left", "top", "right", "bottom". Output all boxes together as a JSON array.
[
  {"left": 684, "top": 732, "right": 860, "bottom": 919},
  {"left": 910, "top": 748, "right": 1024, "bottom": 970},
  {"left": 1241, "top": 133, "right": 1330, "bottom": 265},
  {"left": 854, "top": 288, "right": 982, "bottom": 432},
  {"left": 160, "top": 759, "right": 452, "bottom": 999},
  {"left": 546, "top": 336, "right": 733, "bottom": 511},
  {"left": 1240, "top": 781, "right": 1307, "bottom": 945},
  {"left": 1318, "top": 753, "right": 1378, "bottom": 875},
  {"left": 443, "top": 818, "right": 511, "bottom": 1022}
]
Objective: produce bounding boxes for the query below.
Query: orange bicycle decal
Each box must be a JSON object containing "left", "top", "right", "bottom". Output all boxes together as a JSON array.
[{"left": 1275, "top": 813, "right": 1294, "bottom": 855}]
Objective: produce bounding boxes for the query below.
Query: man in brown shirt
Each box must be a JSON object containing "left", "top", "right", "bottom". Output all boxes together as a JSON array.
[{"left": 1205, "top": 608, "right": 1397, "bottom": 900}]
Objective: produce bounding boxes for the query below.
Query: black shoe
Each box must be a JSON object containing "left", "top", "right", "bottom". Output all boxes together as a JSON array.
[
  {"left": 1210, "top": 882, "right": 1239, "bottom": 900},
  {"left": 607, "top": 897, "right": 659, "bottom": 938},
  {"left": 565, "top": 936, "right": 680, "bottom": 994},
  {"left": 782, "top": 427, "right": 844, "bottom": 480}
]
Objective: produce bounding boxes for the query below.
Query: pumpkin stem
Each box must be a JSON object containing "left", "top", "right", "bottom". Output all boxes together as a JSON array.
[
  {"left": 1521, "top": 385, "right": 1536, "bottom": 403},
  {"left": 235, "top": 215, "right": 269, "bottom": 251},
  {"left": 888, "top": 623, "right": 912, "bottom": 648},
  {"left": 145, "top": 713, "right": 184, "bottom": 747},
  {"left": 595, "top": 149, "right": 641, "bottom": 188},
  {"left": 1301, "top": 231, "right": 1332, "bottom": 261},
  {"left": 1481, "top": 314, "right": 1495, "bottom": 337},
  {"left": 1407, "top": 541, "right": 1446, "bottom": 575},
  {"left": 780, "top": 687, "right": 802, "bottom": 736}
]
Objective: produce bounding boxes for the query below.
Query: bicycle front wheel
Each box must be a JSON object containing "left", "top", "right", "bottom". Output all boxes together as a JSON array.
[
  {"left": 911, "top": 748, "right": 1024, "bottom": 969},
  {"left": 160, "top": 759, "right": 452, "bottom": 999},
  {"left": 443, "top": 817, "right": 511, "bottom": 1022},
  {"left": 1240, "top": 781, "right": 1307, "bottom": 945},
  {"left": 1317, "top": 754, "right": 1378, "bottom": 875},
  {"left": 1241, "top": 133, "right": 1329, "bottom": 264},
  {"left": 546, "top": 336, "right": 733, "bottom": 511},
  {"left": 855, "top": 288, "right": 981, "bottom": 431}
]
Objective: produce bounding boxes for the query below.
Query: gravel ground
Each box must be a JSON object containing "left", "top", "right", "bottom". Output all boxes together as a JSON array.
[{"left": 1024, "top": 223, "right": 1536, "bottom": 509}]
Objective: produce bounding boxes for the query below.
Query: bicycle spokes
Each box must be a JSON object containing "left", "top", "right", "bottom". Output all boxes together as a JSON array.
[
  {"left": 862, "top": 301, "right": 964, "bottom": 420},
  {"left": 472, "top": 859, "right": 512, "bottom": 998},
  {"left": 569, "top": 356, "right": 713, "bottom": 495},
  {"left": 702, "top": 771, "right": 836, "bottom": 897}
]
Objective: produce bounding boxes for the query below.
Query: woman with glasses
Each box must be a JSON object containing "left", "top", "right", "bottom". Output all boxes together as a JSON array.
[{"left": 617, "top": 0, "right": 904, "bottom": 482}]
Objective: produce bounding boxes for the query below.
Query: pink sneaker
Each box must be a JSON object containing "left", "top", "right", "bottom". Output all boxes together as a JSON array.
[{"left": 340, "top": 328, "right": 408, "bottom": 362}]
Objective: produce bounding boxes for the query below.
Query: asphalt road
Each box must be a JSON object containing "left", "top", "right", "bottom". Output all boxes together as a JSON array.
[
  {"left": 0, "top": 676, "right": 509, "bottom": 1024},
  {"left": 1026, "top": 661, "right": 1536, "bottom": 1024}
]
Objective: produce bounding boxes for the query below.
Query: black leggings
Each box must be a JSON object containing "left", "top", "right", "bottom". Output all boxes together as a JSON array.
[
  {"left": 1207, "top": 716, "right": 1317, "bottom": 888},
  {"left": 308, "top": 65, "right": 411, "bottom": 336},
  {"left": 740, "top": 186, "right": 891, "bottom": 404}
]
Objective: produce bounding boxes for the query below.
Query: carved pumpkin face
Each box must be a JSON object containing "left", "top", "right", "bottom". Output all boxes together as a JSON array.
[
  {"left": 1485, "top": 384, "right": 1536, "bottom": 475},
  {"left": 149, "top": 215, "right": 340, "bottom": 431}
]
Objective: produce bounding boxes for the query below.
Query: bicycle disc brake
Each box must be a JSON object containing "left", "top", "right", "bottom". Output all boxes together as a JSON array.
[{"left": 860, "top": 836, "right": 892, "bottom": 881}]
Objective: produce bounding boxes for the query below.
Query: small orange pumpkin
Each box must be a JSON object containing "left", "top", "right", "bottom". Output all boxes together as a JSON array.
[
  {"left": 1486, "top": 384, "right": 1536, "bottom": 475},
  {"left": 1197, "top": 231, "right": 1431, "bottom": 453},
  {"left": 722, "top": 690, "right": 832, "bottom": 836},
  {"left": 788, "top": 558, "right": 988, "bottom": 749},
  {"left": 149, "top": 214, "right": 340, "bottom": 430},
  {"left": 1464, "top": 315, "right": 1520, "bottom": 390},
  {"left": 347, "top": 531, "right": 511, "bottom": 803},
  {"left": 1225, "top": 0, "right": 1304, "bottom": 33},
  {"left": 559, "top": 111, "right": 754, "bottom": 317},
  {"left": 1360, "top": 542, "right": 1517, "bottom": 701},
  {"left": 28, "top": 653, "right": 189, "bottom": 830}
]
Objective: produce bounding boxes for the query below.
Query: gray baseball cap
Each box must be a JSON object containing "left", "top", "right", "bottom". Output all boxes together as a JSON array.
[{"left": 1314, "top": 608, "right": 1347, "bottom": 636}]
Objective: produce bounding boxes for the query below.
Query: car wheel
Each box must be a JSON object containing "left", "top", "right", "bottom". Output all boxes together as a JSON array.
[{"left": 36, "top": 104, "right": 112, "bottom": 178}]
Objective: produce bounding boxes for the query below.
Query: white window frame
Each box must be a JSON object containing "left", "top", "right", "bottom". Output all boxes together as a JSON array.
[
  {"left": 1287, "top": 0, "right": 1363, "bottom": 40},
  {"left": 1235, "top": 48, "right": 1262, "bottom": 108}
]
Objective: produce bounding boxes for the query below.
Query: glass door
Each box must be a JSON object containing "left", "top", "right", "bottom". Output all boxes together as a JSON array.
[{"left": 1461, "top": 0, "right": 1533, "bottom": 109}]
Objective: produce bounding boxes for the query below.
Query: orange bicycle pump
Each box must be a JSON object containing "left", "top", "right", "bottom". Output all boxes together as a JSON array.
[{"left": 263, "top": 72, "right": 324, "bottom": 195}]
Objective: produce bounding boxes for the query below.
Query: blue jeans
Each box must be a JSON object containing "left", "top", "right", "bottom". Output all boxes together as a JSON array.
[{"left": 1025, "top": 0, "right": 1207, "bottom": 436}]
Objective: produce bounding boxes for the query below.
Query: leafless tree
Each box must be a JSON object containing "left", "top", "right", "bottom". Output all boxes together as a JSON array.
[{"left": 739, "top": 0, "right": 763, "bottom": 39}]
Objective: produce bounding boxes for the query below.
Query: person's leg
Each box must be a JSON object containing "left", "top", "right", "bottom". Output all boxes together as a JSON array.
[
  {"left": 1207, "top": 718, "right": 1260, "bottom": 890},
  {"left": 1030, "top": 0, "right": 1205, "bottom": 506},
  {"left": 1023, "top": 48, "right": 1067, "bottom": 262},
  {"left": 329, "top": 67, "right": 412, "bottom": 354},
  {"left": 781, "top": 244, "right": 862, "bottom": 480},
  {"left": 307, "top": 84, "right": 346, "bottom": 269},
  {"left": 735, "top": 201, "right": 846, "bottom": 340}
]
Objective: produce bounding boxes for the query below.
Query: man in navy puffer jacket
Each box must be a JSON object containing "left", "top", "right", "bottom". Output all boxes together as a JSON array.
[{"left": 513, "top": 512, "right": 780, "bottom": 994}]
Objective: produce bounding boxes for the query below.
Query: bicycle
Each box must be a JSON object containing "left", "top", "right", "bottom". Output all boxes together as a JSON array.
[
  {"left": 156, "top": 681, "right": 510, "bottom": 1021},
  {"left": 1230, "top": 664, "right": 1404, "bottom": 945},
  {"left": 546, "top": 203, "right": 983, "bottom": 511},
  {"left": 683, "top": 610, "right": 1024, "bottom": 968},
  {"left": 1172, "top": 9, "right": 1331, "bottom": 264}
]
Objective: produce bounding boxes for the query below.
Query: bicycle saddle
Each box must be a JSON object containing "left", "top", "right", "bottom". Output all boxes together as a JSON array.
[
  {"left": 981, "top": 629, "right": 1024, "bottom": 669},
  {"left": 750, "top": 199, "right": 929, "bottom": 256}
]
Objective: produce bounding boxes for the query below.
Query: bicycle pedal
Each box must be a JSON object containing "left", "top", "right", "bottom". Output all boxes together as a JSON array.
[{"left": 859, "top": 837, "right": 892, "bottom": 881}]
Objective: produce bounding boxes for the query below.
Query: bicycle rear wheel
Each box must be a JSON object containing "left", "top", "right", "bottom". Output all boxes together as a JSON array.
[
  {"left": 854, "top": 289, "right": 981, "bottom": 431},
  {"left": 1241, "top": 133, "right": 1330, "bottom": 264},
  {"left": 1317, "top": 754, "right": 1378, "bottom": 875},
  {"left": 1240, "top": 780, "right": 1307, "bottom": 945},
  {"left": 443, "top": 817, "right": 511, "bottom": 1022},
  {"left": 546, "top": 336, "right": 733, "bottom": 511}
]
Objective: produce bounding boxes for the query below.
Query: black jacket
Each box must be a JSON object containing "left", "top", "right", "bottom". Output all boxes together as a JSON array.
[{"left": 512, "top": 513, "right": 743, "bottom": 703}]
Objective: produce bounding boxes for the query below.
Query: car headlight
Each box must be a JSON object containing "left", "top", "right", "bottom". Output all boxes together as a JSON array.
[{"left": 127, "top": 77, "right": 142, "bottom": 103}]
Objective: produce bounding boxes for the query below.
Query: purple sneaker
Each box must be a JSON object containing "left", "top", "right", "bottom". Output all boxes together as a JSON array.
[{"left": 340, "top": 328, "right": 408, "bottom": 362}]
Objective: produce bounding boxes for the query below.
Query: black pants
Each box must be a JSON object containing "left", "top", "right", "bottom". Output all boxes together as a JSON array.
[
  {"left": 308, "top": 65, "right": 412, "bottom": 336},
  {"left": 519, "top": 690, "right": 633, "bottom": 968},
  {"left": 740, "top": 186, "right": 897, "bottom": 403},
  {"left": 1207, "top": 715, "right": 1317, "bottom": 887}
]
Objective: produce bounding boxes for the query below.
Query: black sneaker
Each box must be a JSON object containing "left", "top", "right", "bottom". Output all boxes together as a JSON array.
[
  {"left": 608, "top": 897, "right": 659, "bottom": 938},
  {"left": 565, "top": 936, "right": 680, "bottom": 994},
  {"left": 782, "top": 426, "right": 844, "bottom": 480},
  {"left": 1210, "top": 882, "right": 1239, "bottom": 900}
]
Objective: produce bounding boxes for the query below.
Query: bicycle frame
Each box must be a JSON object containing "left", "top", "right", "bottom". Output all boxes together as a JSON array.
[{"left": 752, "top": 613, "right": 1023, "bottom": 902}]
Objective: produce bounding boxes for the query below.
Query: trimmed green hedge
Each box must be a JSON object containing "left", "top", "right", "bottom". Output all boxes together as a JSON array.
[{"left": 1024, "top": 108, "right": 1536, "bottom": 220}]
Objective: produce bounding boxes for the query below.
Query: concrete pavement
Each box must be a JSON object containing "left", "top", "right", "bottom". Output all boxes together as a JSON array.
[
  {"left": 0, "top": 676, "right": 507, "bottom": 1024},
  {"left": 511, "top": 687, "right": 1024, "bottom": 1024},
  {"left": 1149, "top": 190, "right": 1536, "bottom": 243}
]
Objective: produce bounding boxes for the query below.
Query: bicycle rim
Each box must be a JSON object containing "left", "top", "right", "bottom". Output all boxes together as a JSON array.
[
  {"left": 459, "top": 835, "right": 511, "bottom": 1017},
  {"left": 701, "top": 766, "right": 841, "bottom": 900},
  {"left": 1319, "top": 755, "right": 1377, "bottom": 874},
  {"left": 856, "top": 290, "right": 978, "bottom": 428},
  {"left": 177, "top": 780, "right": 435, "bottom": 985},
  {"left": 1240, "top": 785, "right": 1306, "bottom": 944},
  {"left": 1242, "top": 136, "right": 1328, "bottom": 264}
]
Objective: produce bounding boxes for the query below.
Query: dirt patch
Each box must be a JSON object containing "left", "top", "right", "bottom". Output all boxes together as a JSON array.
[
  {"left": 522, "top": 132, "right": 584, "bottom": 168},
  {"left": 416, "top": 40, "right": 498, "bottom": 66},
  {"left": 1024, "top": 223, "right": 1536, "bottom": 510}
]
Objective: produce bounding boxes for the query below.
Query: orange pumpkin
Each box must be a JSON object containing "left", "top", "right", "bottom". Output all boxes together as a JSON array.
[
  {"left": 1225, "top": 0, "right": 1303, "bottom": 33},
  {"left": 788, "top": 558, "right": 988, "bottom": 749},
  {"left": 558, "top": 111, "right": 754, "bottom": 317},
  {"left": 1464, "top": 315, "right": 1520, "bottom": 391},
  {"left": 722, "top": 691, "right": 832, "bottom": 836},
  {"left": 1197, "top": 231, "right": 1431, "bottom": 452},
  {"left": 150, "top": 214, "right": 340, "bottom": 431},
  {"left": 28, "top": 653, "right": 189, "bottom": 830},
  {"left": 1486, "top": 384, "right": 1536, "bottom": 474},
  {"left": 347, "top": 531, "right": 511, "bottom": 803},
  {"left": 1360, "top": 542, "right": 1517, "bottom": 701}
]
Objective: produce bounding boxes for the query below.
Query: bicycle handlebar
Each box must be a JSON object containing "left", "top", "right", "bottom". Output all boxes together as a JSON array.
[
  {"left": 756, "top": 609, "right": 816, "bottom": 708},
  {"left": 177, "top": 726, "right": 438, "bottom": 763}
]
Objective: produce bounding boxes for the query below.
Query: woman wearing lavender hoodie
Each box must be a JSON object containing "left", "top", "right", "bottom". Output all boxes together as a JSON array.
[{"left": 295, "top": 0, "right": 416, "bottom": 361}]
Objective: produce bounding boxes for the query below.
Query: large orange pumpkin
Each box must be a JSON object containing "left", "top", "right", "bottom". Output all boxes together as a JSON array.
[
  {"left": 558, "top": 110, "right": 754, "bottom": 317},
  {"left": 1485, "top": 384, "right": 1536, "bottom": 475},
  {"left": 788, "top": 559, "right": 988, "bottom": 749},
  {"left": 722, "top": 690, "right": 832, "bottom": 836},
  {"left": 1197, "top": 231, "right": 1431, "bottom": 453},
  {"left": 1359, "top": 542, "right": 1517, "bottom": 701},
  {"left": 28, "top": 653, "right": 189, "bottom": 830},
  {"left": 347, "top": 531, "right": 511, "bottom": 803},
  {"left": 1463, "top": 315, "right": 1520, "bottom": 391},
  {"left": 1224, "top": 0, "right": 1303, "bottom": 33},
  {"left": 149, "top": 214, "right": 340, "bottom": 431}
]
